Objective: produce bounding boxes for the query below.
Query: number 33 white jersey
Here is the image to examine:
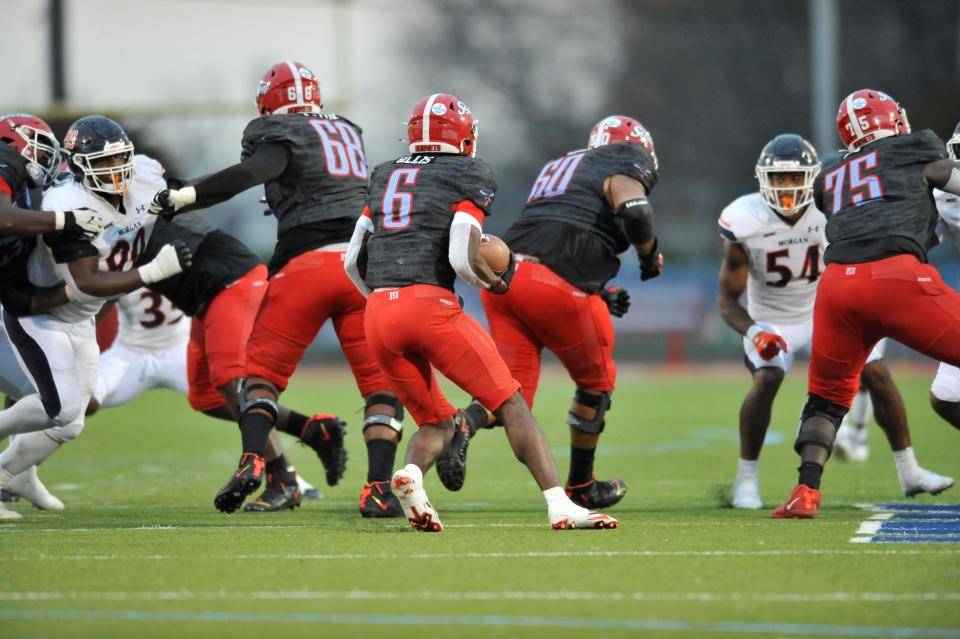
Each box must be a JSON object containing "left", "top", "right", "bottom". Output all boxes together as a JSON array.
[
  {"left": 30, "top": 155, "right": 166, "bottom": 324},
  {"left": 116, "top": 288, "right": 190, "bottom": 351},
  {"left": 718, "top": 192, "right": 827, "bottom": 325}
]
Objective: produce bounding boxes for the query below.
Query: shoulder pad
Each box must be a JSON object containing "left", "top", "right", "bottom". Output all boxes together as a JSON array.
[
  {"left": 591, "top": 142, "right": 658, "bottom": 192},
  {"left": 718, "top": 193, "right": 768, "bottom": 242}
]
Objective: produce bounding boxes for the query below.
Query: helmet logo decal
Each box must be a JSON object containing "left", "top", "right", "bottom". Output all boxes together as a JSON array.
[
  {"left": 431, "top": 103, "right": 447, "bottom": 116},
  {"left": 605, "top": 117, "right": 622, "bottom": 127},
  {"left": 298, "top": 67, "right": 313, "bottom": 79},
  {"left": 852, "top": 98, "right": 867, "bottom": 109},
  {"left": 64, "top": 129, "right": 78, "bottom": 150}
]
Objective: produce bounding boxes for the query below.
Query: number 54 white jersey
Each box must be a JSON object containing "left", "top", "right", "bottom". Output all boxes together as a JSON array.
[
  {"left": 718, "top": 192, "right": 827, "bottom": 325},
  {"left": 30, "top": 155, "right": 166, "bottom": 324}
]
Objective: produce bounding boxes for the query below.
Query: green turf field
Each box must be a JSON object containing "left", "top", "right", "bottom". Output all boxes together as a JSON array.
[{"left": 2, "top": 366, "right": 959, "bottom": 639}]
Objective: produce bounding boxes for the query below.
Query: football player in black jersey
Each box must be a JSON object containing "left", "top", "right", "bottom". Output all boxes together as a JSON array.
[
  {"left": 346, "top": 93, "right": 619, "bottom": 531},
  {"left": 436, "top": 116, "right": 662, "bottom": 510},
  {"left": 152, "top": 61, "right": 405, "bottom": 516},
  {"left": 774, "top": 90, "right": 960, "bottom": 518}
]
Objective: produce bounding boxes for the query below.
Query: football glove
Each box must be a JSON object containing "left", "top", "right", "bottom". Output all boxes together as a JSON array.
[
  {"left": 746, "top": 324, "right": 788, "bottom": 361},
  {"left": 639, "top": 237, "right": 663, "bottom": 281},
  {"left": 489, "top": 251, "right": 517, "bottom": 295},
  {"left": 149, "top": 187, "right": 196, "bottom": 216},
  {"left": 138, "top": 240, "right": 193, "bottom": 284},
  {"left": 600, "top": 285, "right": 630, "bottom": 317},
  {"left": 55, "top": 208, "right": 104, "bottom": 240}
]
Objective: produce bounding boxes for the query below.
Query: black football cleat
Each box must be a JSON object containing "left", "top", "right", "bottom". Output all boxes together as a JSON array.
[
  {"left": 0, "top": 489, "right": 19, "bottom": 502},
  {"left": 244, "top": 473, "right": 302, "bottom": 512},
  {"left": 358, "top": 480, "right": 404, "bottom": 518},
  {"left": 214, "top": 453, "right": 265, "bottom": 513},
  {"left": 566, "top": 476, "right": 628, "bottom": 509},
  {"left": 299, "top": 414, "right": 348, "bottom": 486},
  {"left": 436, "top": 411, "right": 471, "bottom": 492}
]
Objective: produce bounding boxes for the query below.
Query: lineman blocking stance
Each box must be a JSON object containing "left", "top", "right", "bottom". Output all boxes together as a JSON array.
[{"left": 718, "top": 134, "right": 951, "bottom": 509}]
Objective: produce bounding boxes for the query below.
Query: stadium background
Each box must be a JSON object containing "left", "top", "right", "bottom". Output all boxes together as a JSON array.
[{"left": 5, "top": 0, "right": 960, "bottom": 363}]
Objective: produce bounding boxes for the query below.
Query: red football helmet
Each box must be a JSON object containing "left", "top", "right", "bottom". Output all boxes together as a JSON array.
[
  {"left": 407, "top": 94, "right": 478, "bottom": 156},
  {"left": 588, "top": 115, "right": 658, "bottom": 169},
  {"left": 256, "top": 61, "right": 321, "bottom": 116},
  {"left": 836, "top": 89, "right": 910, "bottom": 152},
  {"left": 0, "top": 112, "right": 62, "bottom": 187}
]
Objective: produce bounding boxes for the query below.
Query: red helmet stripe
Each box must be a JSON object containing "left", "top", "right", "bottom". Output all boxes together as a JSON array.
[{"left": 285, "top": 60, "right": 303, "bottom": 104}]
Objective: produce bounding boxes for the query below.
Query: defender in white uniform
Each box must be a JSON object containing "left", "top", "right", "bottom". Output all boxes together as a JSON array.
[
  {"left": 717, "top": 134, "right": 951, "bottom": 509},
  {"left": 0, "top": 116, "right": 191, "bottom": 512}
]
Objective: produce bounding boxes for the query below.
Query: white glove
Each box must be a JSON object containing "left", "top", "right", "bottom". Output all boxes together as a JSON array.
[
  {"left": 149, "top": 187, "right": 196, "bottom": 215},
  {"left": 138, "top": 240, "right": 193, "bottom": 284},
  {"left": 55, "top": 208, "right": 105, "bottom": 240}
]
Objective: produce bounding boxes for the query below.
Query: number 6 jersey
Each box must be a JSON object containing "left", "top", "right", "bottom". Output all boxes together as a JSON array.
[{"left": 718, "top": 193, "right": 827, "bottom": 325}]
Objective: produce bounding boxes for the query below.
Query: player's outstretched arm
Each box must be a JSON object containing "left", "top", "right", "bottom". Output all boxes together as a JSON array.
[
  {"left": 925, "top": 159, "right": 960, "bottom": 196},
  {"left": 717, "top": 240, "right": 753, "bottom": 336},
  {"left": 67, "top": 242, "right": 192, "bottom": 298},
  {"left": 344, "top": 213, "right": 373, "bottom": 297},
  {"left": 0, "top": 192, "right": 104, "bottom": 240},
  {"left": 150, "top": 143, "right": 290, "bottom": 216},
  {"left": 606, "top": 174, "right": 662, "bottom": 280}
]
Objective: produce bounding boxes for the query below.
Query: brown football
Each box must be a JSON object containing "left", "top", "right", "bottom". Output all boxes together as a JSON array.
[{"left": 479, "top": 234, "right": 511, "bottom": 274}]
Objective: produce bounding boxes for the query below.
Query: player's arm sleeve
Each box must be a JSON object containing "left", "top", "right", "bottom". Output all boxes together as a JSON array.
[
  {"left": 344, "top": 206, "right": 373, "bottom": 297},
  {"left": 448, "top": 209, "right": 489, "bottom": 289},
  {"left": 187, "top": 143, "right": 290, "bottom": 208},
  {"left": 924, "top": 159, "right": 960, "bottom": 195},
  {"left": 456, "top": 159, "right": 498, "bottom": 216}
]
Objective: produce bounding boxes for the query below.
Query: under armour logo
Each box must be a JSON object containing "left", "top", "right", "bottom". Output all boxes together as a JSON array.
[
  {"left": 808, "top": 226, "right": 820, "bottom": 234},
  {"left": 389, "top": 290, "right": 399, "bottom": 300},
  {"left": 136, "top": 204, "right": 148, "bottom": 215},
  {"left": 846, "top": 267, "right": 856, "bottom": 275}
]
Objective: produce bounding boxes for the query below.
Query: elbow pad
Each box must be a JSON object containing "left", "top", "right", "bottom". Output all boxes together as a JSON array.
[{"left": 616, "top": 198, "right": 656, "bottom": 245}]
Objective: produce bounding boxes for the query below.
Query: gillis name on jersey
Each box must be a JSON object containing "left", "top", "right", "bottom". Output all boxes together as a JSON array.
[{"left": 395, "top": 155, "right": 435, "bottom": 165}]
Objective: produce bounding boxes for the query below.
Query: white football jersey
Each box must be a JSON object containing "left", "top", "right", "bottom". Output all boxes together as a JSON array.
[
  {"left": 31, "top": 155, "right": 166, "bottom": 323},
  {"left": 719, "top": 192, "right": 827, "bottom": 324},
  {"left": 115, "top": 288, "right": 190, "bottom": 351},
  {"left": 935, "top": 189, "right": 960, "bottom": 253}
]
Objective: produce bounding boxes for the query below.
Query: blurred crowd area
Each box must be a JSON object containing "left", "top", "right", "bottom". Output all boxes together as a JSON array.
[{"left": 5, "top": 0, "right": 960, "bottom": 362}]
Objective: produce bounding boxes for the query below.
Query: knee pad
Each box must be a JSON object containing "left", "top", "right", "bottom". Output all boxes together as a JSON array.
[
  {"left": 50, "top": 418, "right": 85, "bottom": 443},
  {"left": 237, "top": 378, "right": 278, "bottom": 419},
  {"left": 362, "top": 393, "right": 404, "bottom": 439},
  {"left": 794, "top": 393, "right": 847, "bottom": 455},
  {"left": 566, "top": 389, "right": 611, "bottom": 435}
]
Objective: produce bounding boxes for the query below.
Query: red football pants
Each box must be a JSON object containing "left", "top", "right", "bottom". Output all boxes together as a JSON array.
[
  {"left": 809, "top": 254, "right": 960, "bottom": 407},
  {"left": 364, "top": 284, "right": 520, "bottom": 426},
  {"left": 244, "top": 250, "right": 388, "bottom": 396},
  {"left": 481, "top": 261, "right": 615, "bottom": 409},
  {"left": 188, "top": 265, "right": 268, "bottom": 411}
]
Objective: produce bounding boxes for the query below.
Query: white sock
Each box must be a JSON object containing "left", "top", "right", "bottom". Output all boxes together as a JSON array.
[
  {"left": 737, "top": 458, "right": 759, "bottom": 476},
  {"left": 849, "top": 390, "right": 873, "bottom": 430},
  {"left": 0, "top": 431, "right": 62, "bottom": 477},
  {"left": 543, "top": 485, "right": 578, "bottom": 511},
  {"left": 894, "top": 446, "right": 919, "bottom": 478},
  {"left": 0, "top": 394, "right": 53, "bottom": 439}
]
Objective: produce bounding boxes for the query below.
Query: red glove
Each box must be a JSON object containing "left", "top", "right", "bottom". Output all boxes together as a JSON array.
[{"left": 747, "top": 325, "right": 788, "bottom": 361}]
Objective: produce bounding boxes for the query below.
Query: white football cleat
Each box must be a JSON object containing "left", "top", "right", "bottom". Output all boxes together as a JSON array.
[
  {"left": 292, "top": 468, "right": 322, "bottom": 500},
  {"left": 732, "top": 472, "right": 762, "bottom": 509},
  {"left": 0, "top": 500, "right": 21, "bottom": 520},
  {"left": 901, "top": 468, "right": 955, "bottom": 497},
  {"left": 391, "top": 465, "right": 443, "bottom": 532},
  {"left": 5, "top": 466, "right": 64, "bottom": 511},
  {"left": 549, "top": 504, "right": 619, "bottom": 530},
  {"left": 834, "top": 422, "right": 869, "bottom": 462}
]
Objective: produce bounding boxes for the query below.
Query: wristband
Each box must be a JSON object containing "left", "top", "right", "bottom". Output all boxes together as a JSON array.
[
  {"left": 54, "top": 210, "right": 65, "bottom": 231},
  {"left": 745, "top": 324, "right": 762, "bottom": 341}
]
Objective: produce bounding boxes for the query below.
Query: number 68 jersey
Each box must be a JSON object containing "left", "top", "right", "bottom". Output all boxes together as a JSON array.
[
  {"left": 718, "top": 192, "right": 827, "bottom": 325},
  {"left": 30, "top": 155, "right": 165, "bottom": 324}
]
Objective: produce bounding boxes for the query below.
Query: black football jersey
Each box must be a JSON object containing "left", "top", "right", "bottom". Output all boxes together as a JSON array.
[
  {"left": 241, "top": 113, "right": 368, "bottom": 236},
  {"left": 505, "top": 142, "right": 658, "bottom": 293},
  {"left": 136, "top": 213, "right": 262, "bottom": 316},
  {"left": 365, "top": 154, "right": 496, "bottom": 291},
  {"left": 0, "top": 144, "right": 35, "bottom": 270},
  {"left": 814, "top": 129, "right": 947, "bottom": 264}
]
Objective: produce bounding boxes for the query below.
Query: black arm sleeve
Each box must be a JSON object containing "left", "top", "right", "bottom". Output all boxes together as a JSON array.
[
  {"left": 192, "top": 142, "right": 290, "bottom": 206},
  {"left": 615, "top": 197, "right": 656, "bottom": 245}
]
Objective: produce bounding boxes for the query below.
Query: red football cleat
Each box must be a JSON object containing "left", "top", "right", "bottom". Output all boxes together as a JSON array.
[{"left": 771, "top": 484, "right": 821, "bottom": 519}]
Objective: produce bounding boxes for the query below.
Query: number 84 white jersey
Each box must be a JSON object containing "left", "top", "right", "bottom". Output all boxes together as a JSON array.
[{"left": 718, "top": 192, "right": 827, "bottom": 325}]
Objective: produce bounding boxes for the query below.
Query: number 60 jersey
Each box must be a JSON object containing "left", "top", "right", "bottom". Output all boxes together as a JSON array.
[{"left": 718, "top": 193, "right": 827, "bottom": 325}]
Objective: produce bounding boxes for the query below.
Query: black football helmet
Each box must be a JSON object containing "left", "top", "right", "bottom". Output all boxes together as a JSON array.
[
  {"left": 63, "top": 115, "right": 134, "bottom": 196},
  {"left": 755, "top": 134, "right": 820, "bottom": 216},
  {"left": 948, "top": 121, "right": 960, "bottom": 161}
]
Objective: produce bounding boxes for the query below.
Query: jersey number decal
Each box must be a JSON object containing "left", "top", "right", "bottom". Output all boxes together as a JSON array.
[
  {"left": 822, "top": 151, "right": 884, "bottom": 214},
  {"left": 310, "top": 120, "right": 367, "bottom": 179},
  {"left": 381, "top": 168, "right": 420, "bottom": 230},
  {"left": 105, "top": 228, "right": 146, "bottom": 272},
  {"left": 766, "top": 245, "right": 820, "bottom": 287},
  {"left": 527, "top": 153, "right": 585, "bottom": 203},
  {"left": 138, "top": 290, "right": 184, "bottom": 329}
]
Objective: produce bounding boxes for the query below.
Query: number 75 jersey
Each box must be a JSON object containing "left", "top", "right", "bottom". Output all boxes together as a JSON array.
[{"left": 718, "top": 192, "right": 827, "bottom": 324}]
